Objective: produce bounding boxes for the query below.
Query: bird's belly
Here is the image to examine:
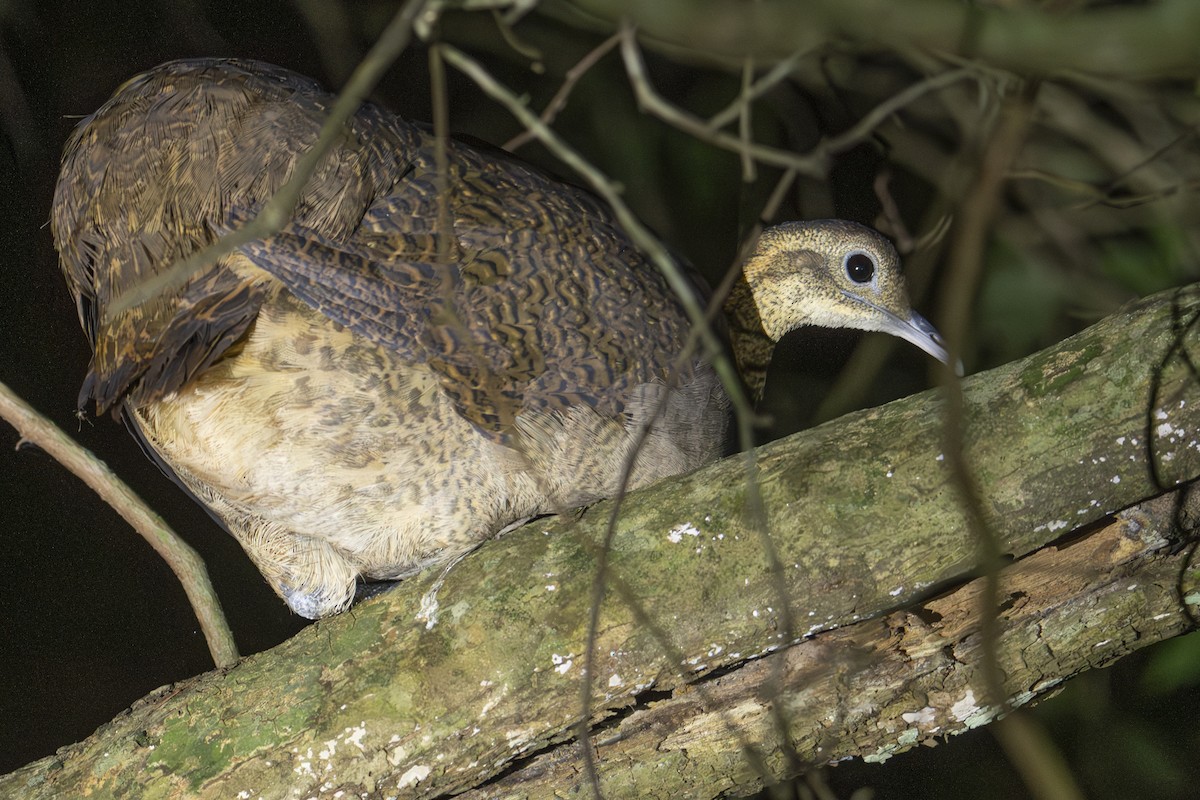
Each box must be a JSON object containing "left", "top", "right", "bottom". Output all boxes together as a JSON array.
[
  {"left": 134, "top": 318, "right": 540, "bottom": 574},
  {"left": 129, "top": 294, "right": 729, "bottom": 616}
]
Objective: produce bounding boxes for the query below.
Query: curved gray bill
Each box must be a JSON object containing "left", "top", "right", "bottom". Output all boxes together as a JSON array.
[
  {"left": 838, "top": 290, "right": 964, "bottom": 376},
  {"left": 881, "top": 310, "right": 964, "bottom": 377}
]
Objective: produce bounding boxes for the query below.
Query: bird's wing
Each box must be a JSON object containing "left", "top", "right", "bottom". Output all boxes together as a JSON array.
[
  {"left": 53, "top": 58, "right": 420, "bottom": 414},
  {"left": 54, "top": 58, "right": 693, "bottom": 438},
  {"left": 237, "top": 144, "right": 696, "bottom": 441}
]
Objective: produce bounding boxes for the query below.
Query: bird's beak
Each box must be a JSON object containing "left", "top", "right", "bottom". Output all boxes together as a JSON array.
[
  {"left": 883, "top": 310, "right": 964, "bottom": 377},
  {"left": 844, "top": 289, "right": 963, "bottom": 376}
]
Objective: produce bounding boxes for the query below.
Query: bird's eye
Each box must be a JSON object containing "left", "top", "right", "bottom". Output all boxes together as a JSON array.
[{"left": 845, "top": 252, "right": 875, "bottom": 284}]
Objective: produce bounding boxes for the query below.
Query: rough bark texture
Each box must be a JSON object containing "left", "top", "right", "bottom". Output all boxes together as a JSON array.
[
  {"left": 5, "top": 283, "right": 1200, "bottom": 799},
  {"left": 462, "top": 488, "right": 1200, "bottom": 798}
]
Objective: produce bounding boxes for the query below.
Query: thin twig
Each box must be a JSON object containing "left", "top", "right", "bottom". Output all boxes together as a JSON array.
[
  {"left": 0, "top": 381, "right": 238, "bottom": 668},
  {"left": 618, "top": 24, "right": 826, "bottom": 178},
  {"left": 705, "top": 49, "right": 807, "bottom": 131},
  {"left": 819, "top": 67, "right": 979, "bottom": 156},
  {"left": 443, "top": 42, "right": 775, "bottom": 797},
  {"left": 620, "top": 24, "right": 980, "bottom": 182},
  {"left": 442, "top": 45, "right": 754, "bottom": 430},
  {"left": 938, "top": 80, "right": 1086, "bottom": 800},
  {"left": 738, "top": 55, "right": 756, "bottom": 183},
  {"left": 572, "top": 166, "right": 805, "bottom": 794},
  {"left": 504, "top": 32, "right": 621, "bottom": 152},
  {"left": 104, "top": 0, "right": 433, "bottom": 321}
]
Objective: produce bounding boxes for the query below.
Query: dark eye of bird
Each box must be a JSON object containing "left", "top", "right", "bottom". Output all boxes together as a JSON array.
[{"left": 845, "top": 252, "right": 875, "bottom": 284}]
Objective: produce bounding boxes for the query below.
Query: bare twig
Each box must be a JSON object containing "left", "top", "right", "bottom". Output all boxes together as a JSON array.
[
  {"left": 504, "top": 32, "right": 621, "bottom": 152},
  {"left": 819, "top": 67, "right": 980, "bottom": 156},
  {"left": 937, "top": 80, "right": 1086, "bottom": 800},
  {"left": 618, "top": 23, "right": 827, "bottom": 178},
  {"left": 442, "top": 42, "right": 795, "bottom": 796},
  {"left": 442, "top": 44, "right": 754, "bottom": 429},
  {"left": 737, "top": 56, "right": 756, "bottom": 183},
  {"left": 705, "top": 49, "right": 807, "bottom": 131},
  {"left": 620, "top": 24, "right": 981, "bottom": 183},
  {"left": 0, "top": 381, "right": 238, "bottom": 668},
  {"left": 568, "top": 0, "right": 1200, "bottom": 78}
]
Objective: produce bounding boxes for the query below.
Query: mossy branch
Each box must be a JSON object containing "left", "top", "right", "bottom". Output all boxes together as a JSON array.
[{"left": 5, "top": 282, "right": 1200, "bottom": 798}]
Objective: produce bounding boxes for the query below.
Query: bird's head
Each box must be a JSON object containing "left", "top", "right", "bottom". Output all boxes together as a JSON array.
[{"left": 742, "top": 220, "right": 951, "bottom": 367}]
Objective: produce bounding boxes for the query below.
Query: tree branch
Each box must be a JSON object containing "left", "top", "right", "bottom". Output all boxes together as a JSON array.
[
  {"left": 0, "top": 381, "right": 238, "bottom": 668},
  {"left": 554, "top": 0, "right": 1200, "bottom": 78},
  {"left": 463, "top": 486, "right": 1200, "bottom": 798},
  {"left": 5, "top": 280, "right": 1200, "bottom": 798}
]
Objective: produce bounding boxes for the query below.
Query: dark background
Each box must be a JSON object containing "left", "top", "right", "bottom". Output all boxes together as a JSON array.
[{"left": 2, "top": 2, "right": 1199, "bottom": 797}]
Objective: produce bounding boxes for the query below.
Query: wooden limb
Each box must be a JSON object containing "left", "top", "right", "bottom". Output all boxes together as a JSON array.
[
  {"left": 5, "top": 282, "right": 1200, "bottom": 798},
  {"left": 556, "top": 0, "right": 1200, "bottom": 78},
  {"left": 463, "top": 487, "right": 1200, "bottom": 798}
]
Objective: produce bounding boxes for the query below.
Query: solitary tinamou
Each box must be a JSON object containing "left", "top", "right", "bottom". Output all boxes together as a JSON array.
[{"left": 52, "top": 58, "right": 950, "bottom": 619}]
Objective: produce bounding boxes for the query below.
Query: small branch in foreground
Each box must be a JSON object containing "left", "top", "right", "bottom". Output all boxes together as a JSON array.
[
  {"left": 504, "top": 32, "right": 621, "bottom": 152},
  {"left": 617, "top": 23, "right": 826, "bottom": 178},
  {"left": 0, "top": 380, "right": 238, "bottom": 668}
]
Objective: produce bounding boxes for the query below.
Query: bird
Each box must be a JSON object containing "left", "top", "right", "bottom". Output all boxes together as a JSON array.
[{"left": 52, "top": 58, "right": 950, "bottom": 619}]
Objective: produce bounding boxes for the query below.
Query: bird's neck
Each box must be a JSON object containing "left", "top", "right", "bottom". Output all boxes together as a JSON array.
[{"left": 723, "top": 274, "right": 776, "bottom": 405}]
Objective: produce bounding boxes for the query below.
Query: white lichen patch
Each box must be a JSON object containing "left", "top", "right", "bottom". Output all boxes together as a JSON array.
[
  {"left": 901, "top": 706, "right": 937, "bottom": 727},
  {"left": 1111, "top": 475, "right": 1121, "bottom": 484},
  {"left": 890, "top": 586, "right": 904, "bottom": 597},
  {"left": 551, "top": 653, "right": 575, "bottom": 675},
  {"left": 1157, "top": 422, "right": 1183, "bottom": 441},
  {"left": 950, "top": 690, "right": 978, "bottom": 723},
  {"left": 480, "top": 693, "right": 502, "bottom": 717},
  {"left": 1032, "top": 677, "right": 1062, "bottom": 693},
  {"left": 397, "top": 764, "right": 431, "bottom": 789},
  {"left": 505, "top": 726, "right": 537, "bottom": 751},
  {"left": 1033, "top": 520, "right": 1070, "bottom": 533},
  {"left": 667, "top": 522, "right": 702, "bottom": 543},
  {"left": 608, "top": 673, "right": 623, "bottom": 688},
  {"left": 345, "top": 724, "right": 368, "bottom": 752}
]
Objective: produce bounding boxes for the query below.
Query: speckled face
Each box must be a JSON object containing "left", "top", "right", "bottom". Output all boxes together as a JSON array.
[{"left": 744, "top": 220, "right": 949, "bottom": 365}]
